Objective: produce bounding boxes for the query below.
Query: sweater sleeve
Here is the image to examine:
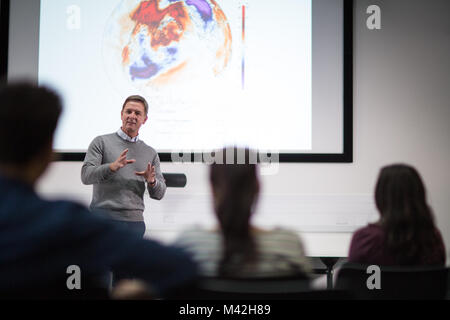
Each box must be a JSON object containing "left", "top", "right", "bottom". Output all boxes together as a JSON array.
[
  {"left": 147, "top": 153, "right": 166, "bottom": 200},
  {"left": 81, "top": 137, "right": 116, "bottom": 185}
]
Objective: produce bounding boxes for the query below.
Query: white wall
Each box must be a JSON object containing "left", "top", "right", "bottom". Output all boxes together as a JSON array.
[{"left": 36, "top": 0, "right": 450, "bottom": 261}]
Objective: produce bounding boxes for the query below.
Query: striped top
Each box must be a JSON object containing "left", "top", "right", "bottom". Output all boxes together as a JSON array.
[{"left": 173, "top": 226, "right": 312, "bottom": 278}]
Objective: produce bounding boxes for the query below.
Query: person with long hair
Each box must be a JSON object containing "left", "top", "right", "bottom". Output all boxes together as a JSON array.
[
  {"left": 174, "top": 148, "right": 312, "bottom": 278},
  {"left": 348, "top": 164, "right": 446, "bottom": 265}
]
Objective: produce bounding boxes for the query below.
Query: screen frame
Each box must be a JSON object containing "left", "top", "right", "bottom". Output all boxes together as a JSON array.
[
  {"left": 0, "top": 0, "right": 10, "bottom": 80},
  {"left": 1, "top": 0, "right": 353, "bottom": 163}
]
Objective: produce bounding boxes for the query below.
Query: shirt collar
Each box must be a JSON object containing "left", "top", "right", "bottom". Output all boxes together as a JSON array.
[{"left": 117, "top": 128, "right": 139, "bottom": 143}]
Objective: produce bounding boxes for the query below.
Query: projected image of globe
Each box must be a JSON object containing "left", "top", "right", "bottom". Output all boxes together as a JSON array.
[{"left": 103, "top": 0, "right": 232, "bottom": 96}]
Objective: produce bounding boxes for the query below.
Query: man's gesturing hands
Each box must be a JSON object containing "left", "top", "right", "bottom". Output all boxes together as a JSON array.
[
  {"left": 135, "top": 162, "right": 156, "bottom": 184},
  {"left": 110, "top": 149, "right": 156, "bottom": 184}
]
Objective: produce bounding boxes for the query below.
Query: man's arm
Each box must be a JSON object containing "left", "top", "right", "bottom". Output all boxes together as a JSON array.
[
  {"left": 148, "top": 154, "right": 166, "bottom": 200},
  {"left": 135, "top": 154, "right": 167, "bottom": 200},
  {"left": 81, "top": 137, "right": 113, "bottom": 185}
]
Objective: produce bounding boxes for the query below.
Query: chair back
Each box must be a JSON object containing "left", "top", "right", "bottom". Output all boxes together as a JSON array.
[{"left": 334, "top": 262, "right": 449, "bottom": 300}]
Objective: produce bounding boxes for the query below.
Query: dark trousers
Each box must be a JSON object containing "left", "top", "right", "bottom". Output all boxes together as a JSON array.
[{"left": 111, "top": 221, "right": 146, "bottom": 286}]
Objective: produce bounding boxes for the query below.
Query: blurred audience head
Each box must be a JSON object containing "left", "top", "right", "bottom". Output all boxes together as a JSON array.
[
  {"left": 0, "top": 82, "right": 62, "bottom": 183},
  {"left": 209, "top": 147, "right": 260, "bottom": 276},
  {"left": 375, "top": 164, "right": 429, "bottom": 221}
]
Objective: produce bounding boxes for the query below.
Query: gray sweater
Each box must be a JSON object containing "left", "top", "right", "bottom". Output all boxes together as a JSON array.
[{"left": 81, "top": 133, "right": 166, "bottom": 222}]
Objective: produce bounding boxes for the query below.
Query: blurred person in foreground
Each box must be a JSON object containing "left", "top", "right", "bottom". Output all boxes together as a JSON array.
[{"left": 0, "top": 82, "right": 197, "bottom": 299}]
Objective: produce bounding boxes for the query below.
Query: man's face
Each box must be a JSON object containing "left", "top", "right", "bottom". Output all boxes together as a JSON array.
[{"left": 121, "top": 101, "right": 148, "bottom": 137}]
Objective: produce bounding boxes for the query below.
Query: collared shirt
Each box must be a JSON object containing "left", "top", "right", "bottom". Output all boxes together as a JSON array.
[{"left": 117, "top": 128, "right": 139, "bottom": 143}]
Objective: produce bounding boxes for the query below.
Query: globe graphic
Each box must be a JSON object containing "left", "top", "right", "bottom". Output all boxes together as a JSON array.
[{"left": 102, "top": 0, "right": 232, "bottom": 99}]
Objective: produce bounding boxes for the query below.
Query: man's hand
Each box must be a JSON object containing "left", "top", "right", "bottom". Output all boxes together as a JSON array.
[
  {"left": 109, "top": 149, "right": 136, "bottom": 172},
  {"left": 135, "top": 162, "right": 156, "bottom": 184}
]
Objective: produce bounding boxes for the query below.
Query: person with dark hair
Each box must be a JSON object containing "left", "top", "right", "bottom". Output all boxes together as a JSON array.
[
  {"left": 81, "top": 95, "right": 166, "bottom": 237},
  {"left": 174, "top": 148, "right": 312, "bottom": 278},
  {"left": 0, "top": 82, "right": 197, "bottom": 298},
  {"left": 348, "top": 164, "right": 446, "bottom": 265}
]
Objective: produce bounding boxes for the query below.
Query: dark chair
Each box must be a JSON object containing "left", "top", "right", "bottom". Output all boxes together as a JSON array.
[
  {"left": 334, "top": 262, "right": 449, "bottom": 300},
  {"left": 169, "top": 275, "right": 353, "bottom": 300}
]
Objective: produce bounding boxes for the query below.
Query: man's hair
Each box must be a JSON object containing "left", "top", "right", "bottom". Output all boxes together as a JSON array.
[
  {"left": 122, "top": 95, "right": 148, "bottom": 115},
  {"left": 0, "top": 82, "right": 62, "bottom": 164}
]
